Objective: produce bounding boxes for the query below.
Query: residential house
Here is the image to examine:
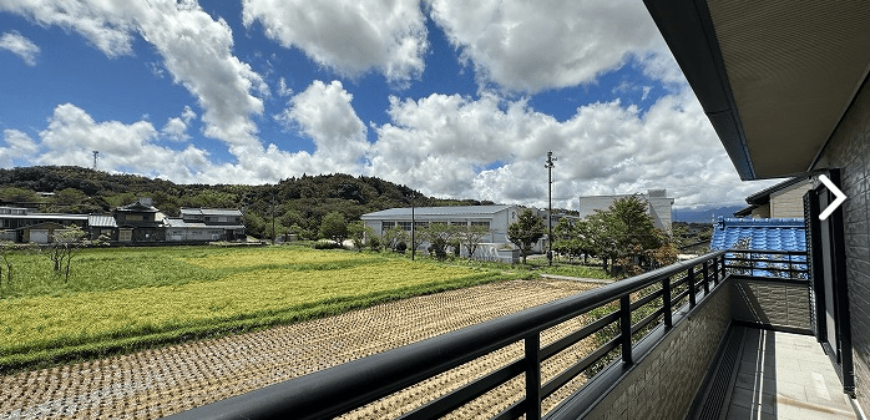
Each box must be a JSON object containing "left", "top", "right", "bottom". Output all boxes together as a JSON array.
[
  {"left": 112, "top": 197, "right": 164, "bottom": 243},
  {"left": 578, "top": 188, "right": 674, "bottom": 230},
  {"left": 0, "top": 206, "right": 88, "bottom": 243},
  {"left": 734, "top": 177, "right": 813, "bottom": 218},
  {"left": 165, "top": 208, "right": 245, "bottom": 242}
]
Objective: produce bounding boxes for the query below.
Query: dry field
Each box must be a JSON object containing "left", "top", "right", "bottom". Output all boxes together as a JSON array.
[{"left": 0, "top": 279, "right": 601, "bottom": 420}]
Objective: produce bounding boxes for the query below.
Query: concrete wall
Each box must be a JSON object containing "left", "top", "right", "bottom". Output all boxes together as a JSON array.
[
  {"left": 578, "top": 191, "right": 674, "bottom": 231},
  {"left": 813, "top": 73, "right": 870, "bottom": 410},
  {"left": 584, "top": 281, "right": 733, "bottom": 420}
]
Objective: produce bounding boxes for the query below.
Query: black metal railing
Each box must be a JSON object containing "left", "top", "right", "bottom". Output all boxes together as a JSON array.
[
  {"left": 165, "top": 250, "right": 729, "bottom": 420},
  {"left": 723, "top": 249, "right": 808, "bottom": 280}
]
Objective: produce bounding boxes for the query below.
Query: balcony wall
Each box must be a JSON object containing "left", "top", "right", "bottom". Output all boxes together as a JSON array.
[
  {"left": 583, "top": 275, "right": 733, "bottom": 420},
  {"left": 582, "top": 275, "right": 816, "bottom": 420},
  {"left": 730, "top": 276, "right": 812, "bottom": 333}
]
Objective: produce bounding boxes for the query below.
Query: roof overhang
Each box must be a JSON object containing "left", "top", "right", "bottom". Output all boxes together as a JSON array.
[{"left": 644, "top": 0, "right": 870, "bottom": 180}]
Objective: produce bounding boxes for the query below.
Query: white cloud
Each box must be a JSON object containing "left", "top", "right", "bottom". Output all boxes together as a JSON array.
[
  {"left": 368, "top": 90, "right": 773, "bottom": 209},
  {"left": 275, "top": 80, "right": 370, "bottom": 174},
  {"left": 35, "top": 103, "right": 214, "bottom": 182},
  {"left": 160, "top": 106, "right": 197, "bottom": 142},
  {"left": 0, "top": 0, "right": 268, "bottom": 154},
  {"left": 242, "top": 0, "right": 428, "bottom": 85},
  {"left": 0, "top": 31, "right": 40, "bottom": 65},
  {"left": 277, "top": 77, "right": 293, "bottom": 97},
  {"left": 427, "top": 0, "right": 678, "bottom": 93},
  {"left": 0, "top": 129, "right": 40, "bottom": 167}
]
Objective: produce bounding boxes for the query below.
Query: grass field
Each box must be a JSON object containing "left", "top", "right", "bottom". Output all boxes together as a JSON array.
[{"left": 0, "top": 246, "right": 513, "bottom": 372}]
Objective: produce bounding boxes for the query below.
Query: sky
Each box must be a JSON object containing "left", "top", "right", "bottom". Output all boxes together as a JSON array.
[{"left": 0, "top": 0, "right": 782, "bottom": 211}]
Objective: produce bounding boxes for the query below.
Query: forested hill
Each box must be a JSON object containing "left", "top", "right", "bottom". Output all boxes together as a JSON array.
[{"left": 0, "top": 166, "right": 492, "bottom": 239}]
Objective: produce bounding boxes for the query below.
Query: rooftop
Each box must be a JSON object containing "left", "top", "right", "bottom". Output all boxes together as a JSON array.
[
  {"left": 361, "top": 205, "right": 514, "bottom": 219},
  {"left": 711, "top": 218, "right": 806, "bottom": 252}
]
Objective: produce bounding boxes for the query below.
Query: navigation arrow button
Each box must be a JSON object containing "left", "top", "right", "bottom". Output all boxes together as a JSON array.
[{"left": 819, "top": 174, "right": 847, "bottom": 221}]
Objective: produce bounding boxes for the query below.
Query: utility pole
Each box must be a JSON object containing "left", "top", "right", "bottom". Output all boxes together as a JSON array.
[
  {"left": 271, "top": 193, "right": 276, "bottom": 245},
  {"left": 546, "top": 151, "right": 557, "bottom": 266},
  {"left": 411, "top": 193, "right": 416, "bottom": 261},
  {"left": 93, "top": 151, "right": 99, "bottom": 170}
]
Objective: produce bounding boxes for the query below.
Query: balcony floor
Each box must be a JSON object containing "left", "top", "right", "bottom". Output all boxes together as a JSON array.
[{"left": 723, "top": 328, "right": 857, "bottom": 420}]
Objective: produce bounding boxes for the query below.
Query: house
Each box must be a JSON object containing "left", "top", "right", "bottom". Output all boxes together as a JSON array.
[
  {"left": 578, "top": 189, "right": 674, "bottom": 230},
  {"left": 112, "top": 197, "right": 164, "bottom": 243},
  {"left": 87, "top": 214, "right": 117, "bottom": 241},
  {"left": 165, "top": 208, "right": 245, "bottom": 242},
  {"left": 178, "top": 208, "right": 246, "bottom": 241},
  {"left": 734, "top": 177, "right": 813, "bottom": 218}
]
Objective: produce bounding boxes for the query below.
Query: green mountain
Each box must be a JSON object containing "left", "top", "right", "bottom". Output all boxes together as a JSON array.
[{"left": 0, "top": 166, "right": 492, "bottom": 239}]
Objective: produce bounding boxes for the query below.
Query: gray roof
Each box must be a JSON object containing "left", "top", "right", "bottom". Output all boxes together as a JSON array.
[
  {"left": 164, "top": 218, "right": 244, "bottom": 229},
  {"left": 180, "top": 208, "right": 243, "bottom": 217},
  {"left": 361, "top": 205, "right": 514, "bottom": 220},
  {"left": 117, "top": 201, "right": 159, "bottom": 213},
  {"left": 0, "top": 213, "right": 88, "bottom": 221},
  {"left": 88, "top": 214, "right": 117, "bottom": 228}
]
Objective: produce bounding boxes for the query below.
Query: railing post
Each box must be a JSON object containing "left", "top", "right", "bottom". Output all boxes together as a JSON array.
[
  {"left": 525, "top": 333, "right": 541, "bottom": 420},
  {"left": 620, "top": 295, "right": 633, "bottom": 365},
  {"left": 712, "top": 257, "right": 719, "bottom": 286},
  {"left": 688, "top": 266, "right": 696, "bottom": 307},
  {"left": 702, "top": 261, "right": 710, "bottom": 295},
  {"left": 662, "top": 277, "right": 672, "bottom": 329}
]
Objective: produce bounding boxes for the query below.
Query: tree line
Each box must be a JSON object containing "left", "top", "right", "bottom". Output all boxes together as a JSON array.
[{"left": 0, "top": 166, "right": 492, "bottom": 240}]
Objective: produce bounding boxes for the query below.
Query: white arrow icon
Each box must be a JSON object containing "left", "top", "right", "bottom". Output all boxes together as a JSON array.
[{"left": 819, "top": 174, "right": 847, "bottom": 221}]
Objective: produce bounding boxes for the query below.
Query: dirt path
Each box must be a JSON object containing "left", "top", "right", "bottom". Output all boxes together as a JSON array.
[{"left": 0, "top": 279, "right": 600, "bottom": 420}]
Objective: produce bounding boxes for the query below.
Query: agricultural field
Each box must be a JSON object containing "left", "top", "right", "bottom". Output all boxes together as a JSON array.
[{"left": 0, "top": 246, "right": 512, "bottom": 372}]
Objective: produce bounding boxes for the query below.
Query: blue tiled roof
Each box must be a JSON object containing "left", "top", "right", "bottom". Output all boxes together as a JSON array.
[
  {"left": 711, "top": 217, "right": 806, "bottom": 278},
  {"left": 710, "top": 217, "right": 806, "bottom": 252}
]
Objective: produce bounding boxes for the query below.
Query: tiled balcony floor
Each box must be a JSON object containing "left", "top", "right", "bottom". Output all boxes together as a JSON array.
[{"left": 723, "top": 328, "right": 858, "bottom": 420}]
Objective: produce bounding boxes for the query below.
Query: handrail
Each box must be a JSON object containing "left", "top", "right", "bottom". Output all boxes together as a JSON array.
[{"left": 164, "top": 250, "right": 728, "bottom": 420}]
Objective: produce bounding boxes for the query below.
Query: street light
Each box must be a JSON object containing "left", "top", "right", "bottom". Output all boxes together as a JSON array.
[{"left": 546, "top": 151, "right": 557, "bottom": 266}]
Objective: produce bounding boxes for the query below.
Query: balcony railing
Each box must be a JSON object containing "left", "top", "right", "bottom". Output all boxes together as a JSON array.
[
  {"left": 723, "top": 249, "right": 808, "bottom": 280},
  {"left": 166, "top": 250, "right": 738, "bottom": 420}
]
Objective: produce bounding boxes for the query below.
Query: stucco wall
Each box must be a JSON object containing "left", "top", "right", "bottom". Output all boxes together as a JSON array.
[{"left": 814, "top": 73, "right": 870, "bottom": 410}]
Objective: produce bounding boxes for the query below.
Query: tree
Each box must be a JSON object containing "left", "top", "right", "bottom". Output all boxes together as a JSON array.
[
  {"left": 419, "top": 223, "right": 455, "bottom": 260},
  {"left": 44, "top": 224, "right": 95, "bottom": 282},
  {"left": 319, "top": 211, "right": 348, "bottom": 244},
  {"left": 0, "top": 239, "right": 16, "bottom": 285},
  {"left": 348, "top": 221, "right": 375, "bottom": 252},
  {"left": 454, "top": 222, "right": 490, "bottom": 260},
  {"left": 508, "top": 209, "right": 545, "bottom": 264},
  {"left": 382, "top": 226, "right": 408, "bottom": 252},
  {"left": 579, "top": 196, "right": 668, "bottom": 276},
  {"left": 367, "top": 235, "right": 382, "bottom": 252}
]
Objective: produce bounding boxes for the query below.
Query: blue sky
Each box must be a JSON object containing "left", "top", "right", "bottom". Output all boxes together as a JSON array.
[{"left": 0, "top": 0, "right": 778, "bottom": 210}]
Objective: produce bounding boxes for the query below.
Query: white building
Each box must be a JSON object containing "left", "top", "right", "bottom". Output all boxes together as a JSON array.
[
  {"left": 360, "top": 205, "right": 524, "bottom": 262},
  {"left": 361, "top": 205, "right": 520, "bottom": 243},
  {"left": 578, "top": 189, "right": 675, "bottom": 231}
]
